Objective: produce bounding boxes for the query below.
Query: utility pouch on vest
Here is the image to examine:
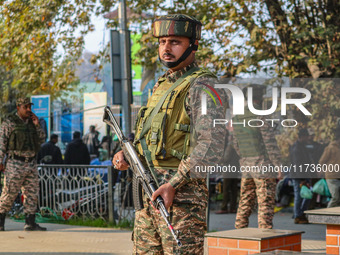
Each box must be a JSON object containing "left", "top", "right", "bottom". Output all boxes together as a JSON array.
[
  {"left": 8, "top": 132, "right": 17, "bottom": 151},
  {"left": 170, "top": 123, "right": 191, "bottom": 160},
  {"left": 9, "top": 128, "right": 31, "bottom": 151},
  {"left": 148, "top": 111, "right": 166, "bottom": 160}
]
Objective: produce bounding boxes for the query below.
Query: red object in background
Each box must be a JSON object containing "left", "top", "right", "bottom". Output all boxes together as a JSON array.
[{"left": 62, "top": 209, "right": 74, "bottom": 220}]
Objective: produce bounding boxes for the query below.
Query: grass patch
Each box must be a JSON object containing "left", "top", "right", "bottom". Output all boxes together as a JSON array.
[{"left": 210, "top": 193, "right": 224, "bottom": 202}]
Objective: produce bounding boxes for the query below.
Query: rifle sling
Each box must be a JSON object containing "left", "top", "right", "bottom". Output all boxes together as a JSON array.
[{"left": 140, "top": 138, "right": 160, "bottom": 188}]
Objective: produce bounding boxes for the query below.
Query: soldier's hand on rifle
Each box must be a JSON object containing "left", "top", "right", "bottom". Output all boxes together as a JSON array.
[
  {"left": 0, "top": 164, "right": 4, "bottom": 172},
  {"left": 151, "top": 183, "right": 176, "bottom": 211},
  {"left": 112, "top": 150, "right": 129, "bottom": 170}
]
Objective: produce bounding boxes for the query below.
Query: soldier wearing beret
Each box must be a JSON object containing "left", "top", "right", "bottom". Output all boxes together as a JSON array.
[
  {"left": 0, "top": 97, "right": 46, "bottom": 231},
  {"left": 113, "top": 14, "right": 227, "bottom": 254}
]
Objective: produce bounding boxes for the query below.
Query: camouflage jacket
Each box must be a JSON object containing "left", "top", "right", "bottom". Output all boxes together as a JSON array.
[
  {"left": 149, "top": 62, "right": 228, "bottom": 206},
  {"left": 233, "top": 113, "right": 282, "bottom": 178},
  {"left": 0, "top": 113, "right": 46, "bottom": 163}
]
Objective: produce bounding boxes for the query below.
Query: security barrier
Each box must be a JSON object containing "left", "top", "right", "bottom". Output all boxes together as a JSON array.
[{"left": 37, "top": 164, "right": 134, "bottom": 223}]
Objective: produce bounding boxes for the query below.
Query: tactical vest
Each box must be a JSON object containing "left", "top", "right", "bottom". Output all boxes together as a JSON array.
[
  {"left": 7, "top": 114, "right": 41, "bottom": 153},
  {"left": 233, "top": 109, "right": 267, "bottom": 158},
  {"left": 134, "top": 69, "right": 215, "bottom": 168}
]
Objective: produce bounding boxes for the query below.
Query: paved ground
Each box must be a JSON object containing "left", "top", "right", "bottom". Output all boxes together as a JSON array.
[
  {"left": 0, "top": 206, "right": 326, "bottom": 254},
  {"left": 0, "top": 219, "right": 133, "bottom": 255}
]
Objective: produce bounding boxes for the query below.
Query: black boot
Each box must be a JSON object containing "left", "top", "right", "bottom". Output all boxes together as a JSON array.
[
  {"left": 0, "top": 213, "right": 6, "bottom": 231},
  {"left": 24, "top": 214, "right": 47, "bottom": 231}
]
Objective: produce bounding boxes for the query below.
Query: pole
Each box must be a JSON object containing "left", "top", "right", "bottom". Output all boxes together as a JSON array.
[
  {"left": 108, "top": 166, "right": 114, "bottom": 224},
  {"left": 118, "top": 0, "right": 132, "bottom": 135}
]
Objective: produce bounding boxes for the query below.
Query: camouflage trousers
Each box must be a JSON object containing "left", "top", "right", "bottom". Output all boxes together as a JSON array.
[
  {"left": 133, "top": 199, "right": 206, "bottom": 255},
  {"left": 0, "top": 158, "right": 39, "bottom": 214},
  {"left": 235, "top": 178, "right": 276, "bottom": 229}
]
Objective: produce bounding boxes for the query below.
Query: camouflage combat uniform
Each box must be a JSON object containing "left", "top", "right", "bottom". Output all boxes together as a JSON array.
[
  {"left": 133, "top": 61, "right": 227, "bottom": 254},
  {"left": 234, "top": 103, "right": 281, "bottom": 229},
  {"left": 128, "top": 14, "right": 228, "bottom": 254},
  {"left": 0, "top": 112, "right": 45, "bottom": 215}
]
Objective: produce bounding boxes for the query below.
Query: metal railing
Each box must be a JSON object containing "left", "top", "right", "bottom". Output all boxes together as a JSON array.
[{"left": 37, "top": 164, "right": 134, "bottom": 223}]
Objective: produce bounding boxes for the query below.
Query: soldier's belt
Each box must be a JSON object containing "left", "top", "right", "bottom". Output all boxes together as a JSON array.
[{"left": 10, "top": 155, "right": 36, "bottom": 163}]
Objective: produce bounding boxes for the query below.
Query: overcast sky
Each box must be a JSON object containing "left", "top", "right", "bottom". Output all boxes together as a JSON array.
[{"left": 83, "top": 14, "right": 109, "bottom": 53}]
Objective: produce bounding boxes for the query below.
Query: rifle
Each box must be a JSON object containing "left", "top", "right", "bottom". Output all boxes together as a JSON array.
[{"left": 103, "top": 106, "right": 182, "bottom": 247}]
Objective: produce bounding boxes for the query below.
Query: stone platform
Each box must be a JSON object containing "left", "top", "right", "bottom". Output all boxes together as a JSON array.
[
  {"left": 206, "top": 228, "right": 304, "bottom": 255},
  {"left": 305, "top": 207, "right": 340, "bottom": 255},
  {"left": 260, "top": 251, "right": 318, "bottom": 254}
]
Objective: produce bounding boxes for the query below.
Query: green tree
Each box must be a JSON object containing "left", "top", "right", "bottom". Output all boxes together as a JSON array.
[
  {"left": 120, "top": 0, "right": 339, "bottom": 138},
  {"left": 0, "top": 0, "right": 116, "bottom": 115},
  {"left": 125, "top": 0, "right": 340, "bottom": 77}
]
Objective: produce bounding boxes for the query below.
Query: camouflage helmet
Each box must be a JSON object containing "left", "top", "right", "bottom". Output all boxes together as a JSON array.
[
  {"left": 16, "top": 97, "right": 33, "bottom": 106},
  {"left": 152, "top": 14, "right": 202, "bottom": 40}
]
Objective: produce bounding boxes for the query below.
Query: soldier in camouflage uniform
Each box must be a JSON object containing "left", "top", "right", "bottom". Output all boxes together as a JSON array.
[
  {"left": 0, "top": 97, "right": 46, "bottom": 231},
  {"left": 233, "top": 85, "right": 282, "bottom": 229},
  {"left": 113, "top": 14, "right": 227, "bottom": 254}
]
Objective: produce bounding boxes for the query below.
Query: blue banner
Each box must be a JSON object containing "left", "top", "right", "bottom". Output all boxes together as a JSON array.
[
  {"left": 61, "top": 112, "right": 83, "bottom": 143},
  {"left": 31, "top": 95, "right": 50, "bottom": 141}
]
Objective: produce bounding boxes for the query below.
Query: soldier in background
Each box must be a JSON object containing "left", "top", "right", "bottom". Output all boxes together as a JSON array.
[
  {"left": 0, "top": 97, "right": 46, "bottom": 231},
  {"left": 113, "top": 14, "right": 227, "bottom": 254},
  {"left": 215, "top": 134, "right": 240, "bottom": 214},
  {"left": 234, "top": 85, "right": 282, "bottom": 229}
]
